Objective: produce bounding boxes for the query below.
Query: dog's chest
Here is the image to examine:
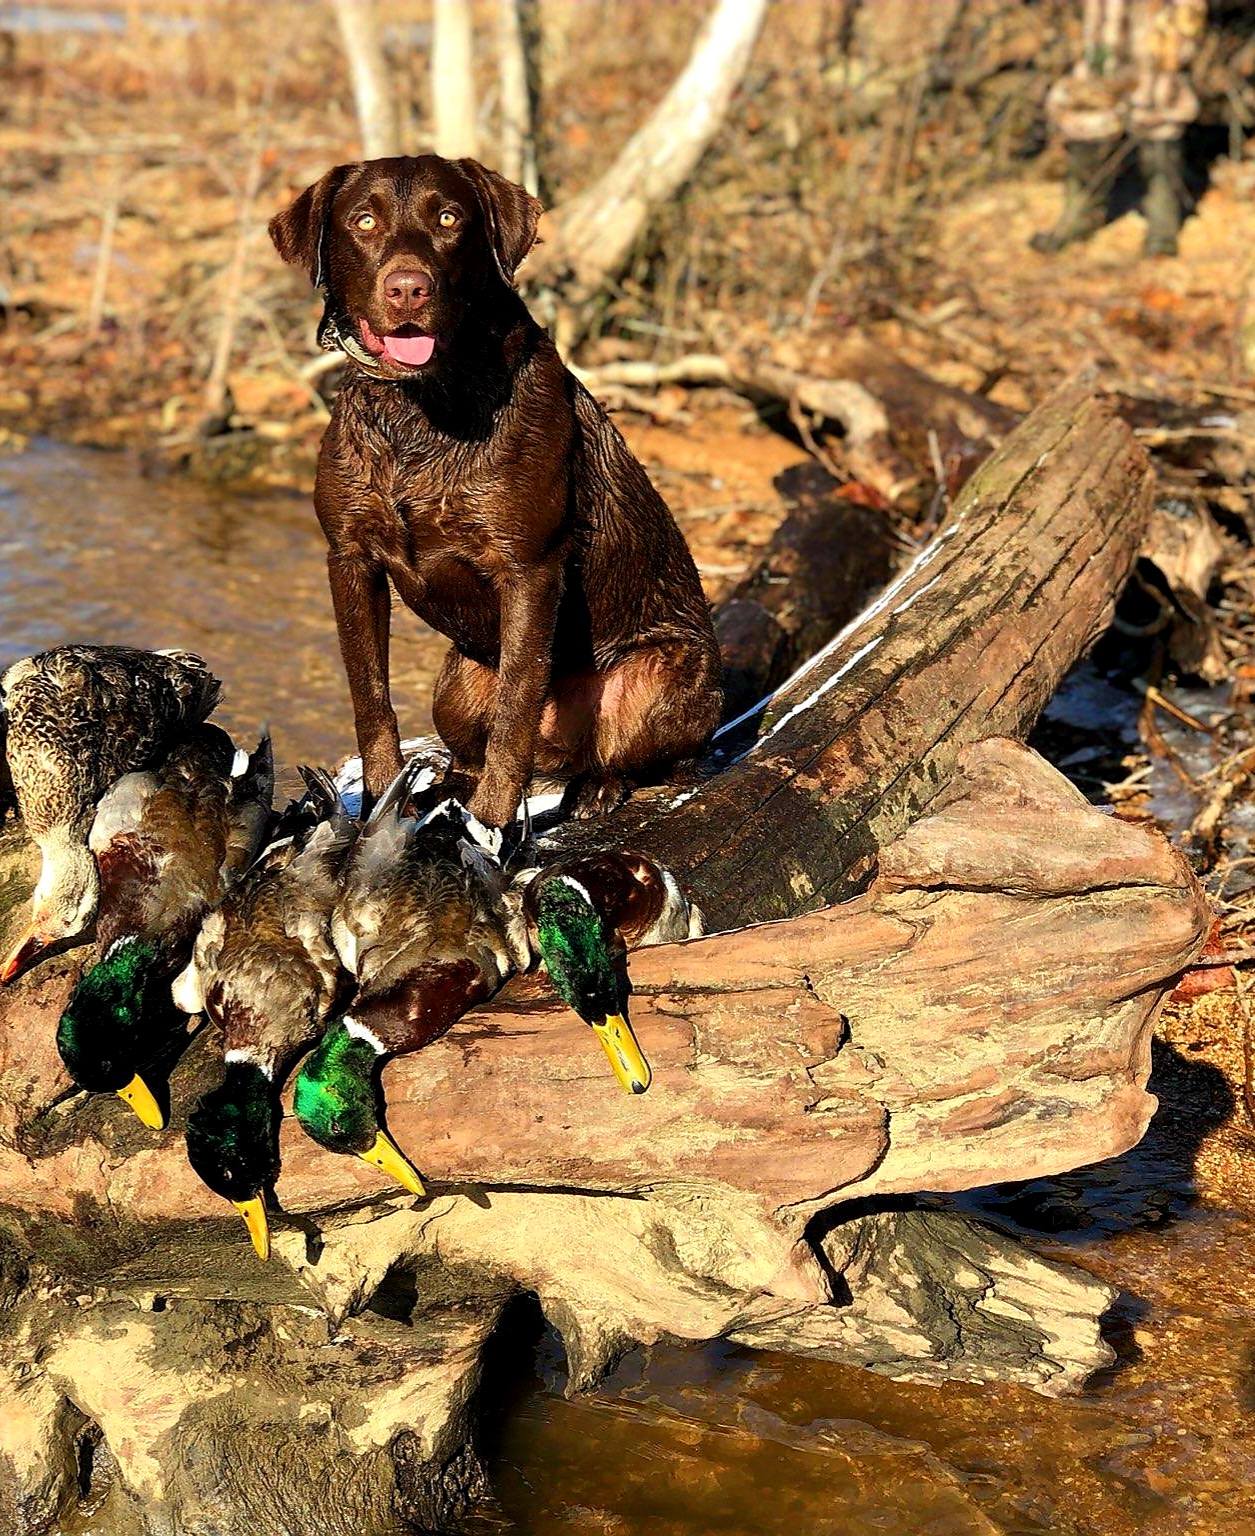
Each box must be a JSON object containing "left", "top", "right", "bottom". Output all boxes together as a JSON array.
[{"left": 342, "top": 432, "right": 503, "bottom": 571}]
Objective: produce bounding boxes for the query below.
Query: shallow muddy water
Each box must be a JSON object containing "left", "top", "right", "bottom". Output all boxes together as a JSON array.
[
  {"left": 0, "top": 440, "right": 447, "bottom": 793},
  {"left": 5, "top": 442, "right": 1255, "bottom": 1536}
]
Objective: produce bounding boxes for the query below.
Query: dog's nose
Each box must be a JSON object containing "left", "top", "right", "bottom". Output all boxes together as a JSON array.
[{"left": 383, "top": 269, "right": 433, "bottom": 311}]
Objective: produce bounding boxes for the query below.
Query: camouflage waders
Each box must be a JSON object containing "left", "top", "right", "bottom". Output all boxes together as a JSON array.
[{"left": 1034, "top": 0, "right": 1208, "bottom": 257}]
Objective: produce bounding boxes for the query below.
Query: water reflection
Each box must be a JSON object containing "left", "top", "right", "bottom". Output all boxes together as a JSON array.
[{"left": 0, "top": 442, "right": 446, "bottom": 792}]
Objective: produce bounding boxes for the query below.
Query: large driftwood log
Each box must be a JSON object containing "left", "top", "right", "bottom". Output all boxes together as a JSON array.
[
  {"left": 0, "top": 740, "right": 1207, "bottom": 1221},
  {"left": 0, "top": 379, "right": 1191, "bottom": 1535},
  {"left": 552, "top": 374, "right": 1156, "bottom": 931},
  {"left": 0, "top": 739, "right": 1207, "bottom": 1532}
]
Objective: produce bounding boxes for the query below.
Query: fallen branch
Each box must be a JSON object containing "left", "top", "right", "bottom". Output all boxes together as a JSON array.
[{"left": 576, "top": 337, "right": 1015, "bottom": 506}]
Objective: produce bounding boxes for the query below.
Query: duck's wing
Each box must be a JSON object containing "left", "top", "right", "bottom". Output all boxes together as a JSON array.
[
  {"left": 332, "top": 756, "right": 425, "bottom": 972},
  {"left": 2, "top": 653, "right": 96, "bottom": 836},
  {"left": 2, "top": 646, "right": 223, "bottom": 837},
  {"left": 149, "top": 648, "right": 223, "bottom": 726},
  {"left": 221, "top": 731, "right": 275, "bottom": 889},
  {"left": 0, "top": 694, "right": 11, "bottom": 816}
]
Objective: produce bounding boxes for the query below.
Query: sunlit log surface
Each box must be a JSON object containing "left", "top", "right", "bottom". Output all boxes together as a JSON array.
[{"left": 0, "top": 738, "right": 1207, "bottom": 1532}]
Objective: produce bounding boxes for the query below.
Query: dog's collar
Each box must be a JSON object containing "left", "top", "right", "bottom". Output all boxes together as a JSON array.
[{"left": 317, "top": 302, "right": 384, "bottom": 374}]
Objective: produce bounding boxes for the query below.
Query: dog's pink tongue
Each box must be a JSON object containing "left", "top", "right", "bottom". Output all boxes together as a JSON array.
[{"left": 382, "top": 333, "right": 435, "bottom": 366}]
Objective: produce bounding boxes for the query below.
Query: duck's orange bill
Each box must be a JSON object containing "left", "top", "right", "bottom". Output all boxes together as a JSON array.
[
  {"left": 1, "top": 929, "right": 47, "bottom": 986},
  {"left": 358, "top": 1130, "right": 426, "bottom": 1197},
  {"left": 232, "top": 1196, "right": 270, "bottom": 1261},
  {"left": 116, "top": 1074, "right": 165, "bottom": 1130}
]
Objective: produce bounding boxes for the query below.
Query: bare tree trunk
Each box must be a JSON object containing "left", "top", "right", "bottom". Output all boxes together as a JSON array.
[
  {"left": 330, "top": 0, "right": 399, "bottom": 159},
  {"left": 200, "top": 108, "right": 271, "bottom": 434},
  {"left": 495, "top": 0, "right": 537, "bottom": 192},
  {"left": 432, "top": 0, "right": 479, "bottom": 161},
  {"left": 531, "top": 0, "right": 770, "bottom": 301}
]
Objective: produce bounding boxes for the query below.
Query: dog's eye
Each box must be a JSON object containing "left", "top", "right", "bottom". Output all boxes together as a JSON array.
[
  {"left": 354, "top": 213, "right": 377, "bottom": 232},
  {"left": 438, "top": 209, "right": 459, "bottom": 229}
]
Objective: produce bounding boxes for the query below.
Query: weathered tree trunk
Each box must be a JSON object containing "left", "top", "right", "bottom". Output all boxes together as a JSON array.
[
  {"left": 330, "top": 0, "right": 399, "bottom": 159},
  {"left": 552, "top": 374, "right": 1156, "bottom": 931},
  {"left": 528, "top": 0, "right": 770, "bottom": 305},
  {"left": 495, "top": 0, "right": 538, "bottom": 193},
  {"left": 432, "top": 0, "right": 479, "bottom": 161}
]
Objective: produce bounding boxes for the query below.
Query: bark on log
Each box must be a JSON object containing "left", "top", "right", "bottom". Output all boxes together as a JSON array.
[
  {"left": 715, "top": 462, "right": 897, "bottom": 721},
  {"left": 550, "top": 374, "right": 1156, "bottom": 932},
  {"left": 0, "top": 738, "right": 1207, "bottom": 1531}
]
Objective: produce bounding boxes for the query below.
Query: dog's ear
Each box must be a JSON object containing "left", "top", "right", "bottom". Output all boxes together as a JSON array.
[
  {"left": 456, "top": 161, "right": 543, "bottom": 287},
  {"left": 268, "top": 164, "right": 357, "bottom": 288}
]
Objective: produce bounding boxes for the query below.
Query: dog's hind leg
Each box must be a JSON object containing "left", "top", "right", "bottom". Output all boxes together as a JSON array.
[
  {"left": 431, "top": 649, "right": 497, "bottom": 773},
  {"left": 563, "top": 642, "right": 722, "bottom": 819}
]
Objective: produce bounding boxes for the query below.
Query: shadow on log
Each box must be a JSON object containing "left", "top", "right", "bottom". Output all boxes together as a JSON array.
[{"left": 715, "top": 462, "right": 898, "bottom": 722}]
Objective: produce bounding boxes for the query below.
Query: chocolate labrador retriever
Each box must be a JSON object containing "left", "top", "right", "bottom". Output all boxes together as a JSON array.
[{"left": 268, "top": 154, "right": 722, "bottom": 826}]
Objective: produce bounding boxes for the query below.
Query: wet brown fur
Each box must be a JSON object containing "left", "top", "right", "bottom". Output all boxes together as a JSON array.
[{"left": 268, "top": 155, "right": 722, "bottom": 826}]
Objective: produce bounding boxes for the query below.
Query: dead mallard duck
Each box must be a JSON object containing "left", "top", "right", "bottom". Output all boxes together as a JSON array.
[
  {"left": 56, "top": 725, "right": 273, "bottom": 1129},
  {"left": 1, "top": 644, "right": 221, "bottom": 982}
]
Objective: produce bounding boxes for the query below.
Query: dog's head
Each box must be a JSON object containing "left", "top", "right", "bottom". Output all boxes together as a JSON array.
[{"left": 269, "top": 155, "right": 542, "bottom": 379}]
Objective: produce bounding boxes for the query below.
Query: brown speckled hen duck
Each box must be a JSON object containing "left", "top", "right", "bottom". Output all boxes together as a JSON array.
[
  {"left": 55, "top": 725, "right": 274, "bottom": 1128},
  {"left": 177, "top": 770, "right": 354, "bottom": 1260},
  {"left": 1, "top": 644, "right": 222, "bottom": 982}
]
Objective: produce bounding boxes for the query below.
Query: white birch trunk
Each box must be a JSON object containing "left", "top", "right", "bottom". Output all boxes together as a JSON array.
[
  {"left": 535, "top": 0, "right": 770, "bottom": 297},
  {"left": 432, "top": 0, "right": 479, "bottom": 161},
  {"left": 496, "top": 0, "right": 538, "bottom": 192},
  {"left": 330, "top": 0, "right": 399, "bottom": 159}
]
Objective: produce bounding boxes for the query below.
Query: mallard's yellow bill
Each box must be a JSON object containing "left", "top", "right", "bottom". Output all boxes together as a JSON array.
[
  {"left": 592, "top": 1014, "right": 651, "bottom": 1095},
  {"left": 359, "top": 1129, "right": 426, "bottom": 1197},
  {"left": 232, "top": 1196, "right": 270, "bottom": 1261},
  {"left": 117, "top": 1073, "right": 165, "bottom": 1130}
]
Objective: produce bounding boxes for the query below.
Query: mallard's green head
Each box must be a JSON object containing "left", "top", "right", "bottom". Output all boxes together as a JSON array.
[
  {"left": 56, "top": 938, "right": 166, "bottom": 1128},
  {"left": 185, "top": 1060, "right": 279, "bottom": 1260},
  {"left": 534, "top": 877, "right": 651, "bottom": 1095},
  {"left": 294, "top": 1019, "right": 425, "bottom": 1195}
]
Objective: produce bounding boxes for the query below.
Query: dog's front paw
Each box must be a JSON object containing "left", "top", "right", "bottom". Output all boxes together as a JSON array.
[
  {"left": 468, "top": 770, "right": 524, "bottom": 829},
  {"left": 562, "top": 773, "right": 630, "bottom": 820}
]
